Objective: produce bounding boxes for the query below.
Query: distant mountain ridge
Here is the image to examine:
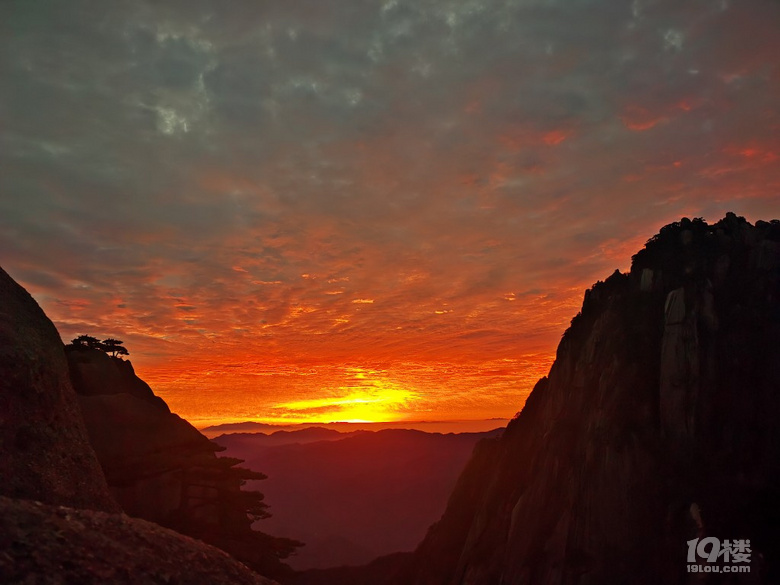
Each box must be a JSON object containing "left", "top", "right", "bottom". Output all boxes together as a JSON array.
[
  {"left": 202, "top": 419, "right": 510, "bottom": 439},
  {"left": 215, "top": 427, "right": 504, "bottom": 570},
  {"left": 215, "top": 427, "right": 364, "bottom": 447}
]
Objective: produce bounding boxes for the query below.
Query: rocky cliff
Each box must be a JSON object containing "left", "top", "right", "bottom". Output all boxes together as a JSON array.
[
  {"left": 394, "top": 214, "right": 780, "bottom": 585},
  {"left": 65, "top": 346, "right": 300, "bottom": 581},
  {"left": 0, "top": 266, "right": 277, "bottom": 584},
  {"left": 68, "top": 346, "right": 169, "bottom": 410},
  {"left": 0, "top": 266, "right": 116, "bottom": 511}
]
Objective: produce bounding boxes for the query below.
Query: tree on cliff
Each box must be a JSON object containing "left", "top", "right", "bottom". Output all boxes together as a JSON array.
[
  {"left": 67, "top": 335, "right": 129, "bottom": 358},
  {"left": 69, "top": 335, "right": 102, "bottom": 350},
  {"left": 101, "top": 338, "right": 129, "bottom": 358}
]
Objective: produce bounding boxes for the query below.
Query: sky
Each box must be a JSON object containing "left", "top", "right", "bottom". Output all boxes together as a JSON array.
[{"left": 1, "top": 0, "right": 779, "bottom": 428}]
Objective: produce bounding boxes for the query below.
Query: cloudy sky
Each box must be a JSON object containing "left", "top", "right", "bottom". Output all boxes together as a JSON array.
[{"left": 2, "top": 0, "right": 778, "bottom": 427}]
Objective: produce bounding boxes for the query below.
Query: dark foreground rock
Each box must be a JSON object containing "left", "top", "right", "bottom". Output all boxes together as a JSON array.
[
  {"left": 0, "top": 496, "right": 276, "bottom": 585},
  {"left": 0, "top": 266, "right": 116, "bottom": 511}
]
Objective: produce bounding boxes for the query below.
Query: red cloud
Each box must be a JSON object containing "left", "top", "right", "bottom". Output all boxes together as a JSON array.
[{"left": 620, "top": 105, "right": 667, "bottom": 131}]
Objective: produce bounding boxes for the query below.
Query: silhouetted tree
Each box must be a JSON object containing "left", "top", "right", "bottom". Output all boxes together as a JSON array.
[
  {"left": 101, "top": 338, "right": 129, "bottom": 358},
  {"left": 67, "top": 335, "right": 130, "bottom": 359},
  {"left": 70, "top": 334, "right": 102, "bottom": 350}
]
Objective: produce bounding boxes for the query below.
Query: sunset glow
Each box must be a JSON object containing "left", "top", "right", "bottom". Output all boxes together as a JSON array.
[
  {"left": 2, "top": 1, "right": 778, "bottom": 428},
  {"left": 273, "top": 368, "right": 419, "bottom": 423}
]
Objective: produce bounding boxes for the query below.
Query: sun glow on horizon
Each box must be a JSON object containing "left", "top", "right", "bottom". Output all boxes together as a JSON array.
[
  {"left": 272, "top": 367, "right": 420, "bottom": 424},
  {"left": 130, "top": 354, "right": 553, "bottom": 429}
]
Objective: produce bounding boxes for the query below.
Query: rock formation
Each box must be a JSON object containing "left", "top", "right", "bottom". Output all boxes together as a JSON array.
[
  {"left": 343, "top": 214, "right": 780, "bottom": 585},
  {"left": 0, "top": 266, "right": 116, "bottom": 511},
  {"left": 0, "top": 266, "right": 278, "bottom": 584},
  {"left": 65, "top": 346, "right": 300, "bottom": 581},
  {"left": 0, "top": 496, "right": 276, "bottom": 585},
  {"left": 67, "top": 345, "right": 169, "bottom": 410}
]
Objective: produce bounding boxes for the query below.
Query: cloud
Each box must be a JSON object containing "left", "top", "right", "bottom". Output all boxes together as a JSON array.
[{"left": 1, "top": 0, "right": 779, "bottom": 424}]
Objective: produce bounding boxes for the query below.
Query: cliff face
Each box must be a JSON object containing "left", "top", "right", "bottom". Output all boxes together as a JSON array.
[
  {"left": 402, "top": 215, "right": 780, "bottom": 585},
  {"left": 65, "top": 347, "right": 299, "bottom": 580},
  {"left": 0, "top": 266, "right": 277, "bottom": 584},
  {"left": 68, "top": 346, "right": 169, "bottom": 410},
  {"left": 67, "top": 348, "right": 226, "bottom": 522},
  {"left": 0, "top": 266, "right": 116, "bottom": 511}
]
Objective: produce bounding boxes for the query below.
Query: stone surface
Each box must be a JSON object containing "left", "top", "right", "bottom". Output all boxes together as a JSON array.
[
  {"left": 67, "top": 346, "right": 169, "bottom": 411},
  {"left": 77, "top": 391, "right": 222, "bottom": 521},
  {"left": 0, "top": 496, "right": 278, "bottom": 585},
  {"left": 0, "top": 266, "right": 117, "bottom": 511}
]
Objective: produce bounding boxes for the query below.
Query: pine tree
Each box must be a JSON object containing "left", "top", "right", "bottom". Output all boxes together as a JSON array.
[{"left": 101, "top": 338, "right": 129, "bottom": 358}]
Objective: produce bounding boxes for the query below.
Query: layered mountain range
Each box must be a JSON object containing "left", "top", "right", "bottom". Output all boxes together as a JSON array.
[{"left": 215, "top": 427, "right": 502, "bottom": 569}]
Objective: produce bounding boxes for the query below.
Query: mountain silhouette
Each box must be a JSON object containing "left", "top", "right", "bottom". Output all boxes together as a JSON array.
[
  {"left": 0, "top": 266, "right": 278, "bottom": 585},
  {"left": 292, "top": 214, "right": 780, "bottom": 585}
]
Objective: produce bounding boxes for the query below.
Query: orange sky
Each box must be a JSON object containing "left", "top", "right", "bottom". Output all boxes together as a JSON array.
[{"left": 2, "top": 0, "right": 779, "bottom": 428}]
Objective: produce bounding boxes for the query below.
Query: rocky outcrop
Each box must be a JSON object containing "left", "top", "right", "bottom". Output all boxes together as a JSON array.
[
  {"left": 66, "top": 350, "right": 229, "bottom": 522},
  {"left": 76, "top": 390, "right": 227, "bottom": 521},
  {"left": 0, "top": 496, "right": 276, "bottom": 585},
  {"left": 0, "top": 266, "right": 116, "bottom": 511},
  {"left": 0, "top": 266, "right": 281, "bottom": 583},
  {"left": 66, "top": 348, "right": 300, "bottom": 580},
  {"left": 67, "top": 346, "right": 169, "bottom": 410},
  {"left": 394, "top": 215, "right": 780, "bottom": 585}
]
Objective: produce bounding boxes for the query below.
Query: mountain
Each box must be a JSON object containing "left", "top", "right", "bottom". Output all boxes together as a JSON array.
[
  {"left": 0, "top": 267, "right": 116, "bottom": 512},
  {"left": 0, "top": 266, "right": 276, "bottom": 584},
  {"left": 201, "top": 419, "right": 512, "bottom": 439},
  {"left": 64, "top": 344, "right": 301, "bottom": 581},
  {"left": 215, "top": 427, "right": 503, "bottom": 570},
  {"left": 5, "top": 212, "right": 777, "bottom": 584},
  {"left": 203, "top": 421, "right": 289, "bottom": 437},
  {"left": 216, "top": 427, "right": 354, "bottom": 448},
  {"left": 291, "top": 214, "right": 780, "bottom": 585},
  {"left": 395, "top": 214, "right": 780, "bottom": 585}
]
